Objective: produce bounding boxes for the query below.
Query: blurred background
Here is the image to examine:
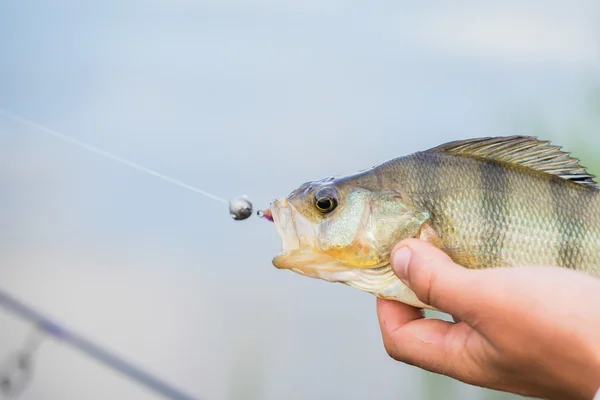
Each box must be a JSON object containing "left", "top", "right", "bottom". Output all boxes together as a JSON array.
[{"left": 1, "top": 1, "right": 599, "bottom": 399}]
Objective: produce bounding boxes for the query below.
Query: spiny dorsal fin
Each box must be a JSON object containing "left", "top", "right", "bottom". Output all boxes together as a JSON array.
[{"left": 427, "top": 135, "right": 598, "bottom": 187}]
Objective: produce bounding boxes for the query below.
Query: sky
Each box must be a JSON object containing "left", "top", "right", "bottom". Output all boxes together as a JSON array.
[{"left": 0, "top": 1, "right": 599, "bottom": 400}]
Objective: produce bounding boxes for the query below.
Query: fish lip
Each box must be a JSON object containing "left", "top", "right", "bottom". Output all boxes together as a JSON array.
[
  {"left": 271, "top": 249, "right": 354, "bottom": 281},
  {"left": 270, "top": 198, "right": 300, "bottom": 256}
]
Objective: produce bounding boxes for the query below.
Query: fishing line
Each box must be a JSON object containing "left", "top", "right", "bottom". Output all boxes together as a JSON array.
[
  {"left": 0, "top": 109, "right": 229, "bottom": 204},
  {"left": 0, "top": 108, "right": 273, "bottom": 220}
]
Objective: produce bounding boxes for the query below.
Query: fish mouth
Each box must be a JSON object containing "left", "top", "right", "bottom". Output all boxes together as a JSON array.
[
  {"left": 270, "top": 198, "right": 349, "bottom": 279},
  {"left": 269, "top": 198, "right": 428, "bottom": 308}
]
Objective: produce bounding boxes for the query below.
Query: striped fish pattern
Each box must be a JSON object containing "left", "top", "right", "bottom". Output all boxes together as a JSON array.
[{"left": 381, "top": 136, "right": 600, "bottom": 274}]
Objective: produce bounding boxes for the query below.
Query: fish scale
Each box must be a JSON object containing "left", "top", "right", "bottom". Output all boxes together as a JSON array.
[{"left": 393, "top": 147, "right": 600, "bottom": 273}]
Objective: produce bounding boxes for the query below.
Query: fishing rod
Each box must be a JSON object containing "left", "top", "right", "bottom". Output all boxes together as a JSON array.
[{"left": 0, "top": 287, "right": 200, "bottom": 400}]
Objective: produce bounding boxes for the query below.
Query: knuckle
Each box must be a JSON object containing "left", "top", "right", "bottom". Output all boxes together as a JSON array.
[
  {"left": 384, "top": 345, "right": 397, "bottom": 360},
  {"left": 380, "top": 333, "right": 410, "bottom": 364},
  {"left": 382, "top": 339, "right": 400, "bottom": 361}
]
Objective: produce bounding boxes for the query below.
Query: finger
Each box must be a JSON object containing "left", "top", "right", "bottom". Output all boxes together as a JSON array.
[
  {"left": 376, "top": 297, "right": 424, "bottom": 338},
  {"left": 376, "top": 297, "right": 423, "bottom": 361},
  {"left": 390, "top": 239, "right": 480, "bottom": 318},
  {"left": 377, "top": 297, "right": 474, "bottom": 376}
]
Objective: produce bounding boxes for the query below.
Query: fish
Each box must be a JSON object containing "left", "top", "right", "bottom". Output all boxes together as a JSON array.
[{"left": 269, "top": 136, "right": 600, "bottom": 310}]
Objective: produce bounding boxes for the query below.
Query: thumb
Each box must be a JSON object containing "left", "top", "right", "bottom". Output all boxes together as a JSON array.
[{"left": 390, "top": 239, "right": 478, "bottom": 315}]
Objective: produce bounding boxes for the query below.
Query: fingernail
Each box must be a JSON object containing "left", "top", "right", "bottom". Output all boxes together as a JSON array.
[{"left": 391, "top": 247, "right": 411, "bottom": 280}]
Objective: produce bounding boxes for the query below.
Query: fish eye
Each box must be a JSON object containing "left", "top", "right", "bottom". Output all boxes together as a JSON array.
[{"left": 314, "top": 189, "right": 338, "bottom": 214}]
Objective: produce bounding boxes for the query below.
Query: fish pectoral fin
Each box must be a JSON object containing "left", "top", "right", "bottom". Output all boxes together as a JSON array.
[{"left": 415, "top": 222, "right": 444, "bottom": 248}]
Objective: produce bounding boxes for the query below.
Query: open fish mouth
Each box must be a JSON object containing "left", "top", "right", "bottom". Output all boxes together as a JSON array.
[
  {"left": 269, "top": 199, "right": 426, "bottom": 308},
  {"left": 270, "top": 199, "right": 350, "bottom": 279}
]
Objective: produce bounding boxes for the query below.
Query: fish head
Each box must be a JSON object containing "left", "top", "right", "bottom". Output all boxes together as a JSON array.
[{"left": 270, "top": 175, "right": 430, "bottom": 301}]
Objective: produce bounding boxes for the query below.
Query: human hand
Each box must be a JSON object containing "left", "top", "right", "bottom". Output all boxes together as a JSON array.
[{"left": 376, "top": 239, "right": 600, "bottom": 400}]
